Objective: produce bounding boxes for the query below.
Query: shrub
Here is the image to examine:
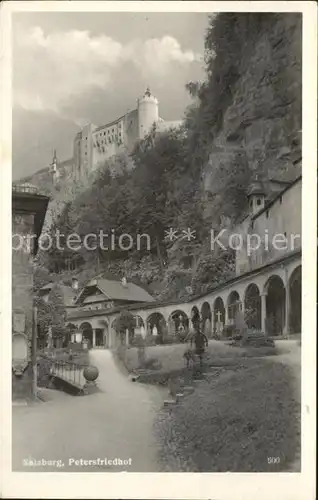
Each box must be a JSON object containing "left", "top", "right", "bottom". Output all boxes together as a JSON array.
[
  {"left": 241, "top": 329, "right": 275, "bottom": 348},
  {"left": 176, "top": 329, "right": 188, "bottom": 343},
  {"left": 142, "top": 357, "right": 162, "bottom": 370},
  {"left": 163, "top": 334, "right": 179, "bottom": 345},
  {"left": 144, "top": 335, "right": 157, "bottom": 347},
  {"left": 222, "top": 325, "right": 236, "bottom": 338}
]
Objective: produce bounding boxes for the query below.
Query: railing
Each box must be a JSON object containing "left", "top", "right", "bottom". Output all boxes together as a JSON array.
[{"left": 37, "top": 355, "right": 88, "bottom": 388}]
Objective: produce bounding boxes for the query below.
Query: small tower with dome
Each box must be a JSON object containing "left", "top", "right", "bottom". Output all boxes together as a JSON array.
[
  {"left": 137, "top": 87, "right": 159, "bottom": 140},
  {"left": 247, "top": 175, "right": 266, "bottom": 215},
  {"left": 49, "top": 150, "right": 60, "bottom": 185}
]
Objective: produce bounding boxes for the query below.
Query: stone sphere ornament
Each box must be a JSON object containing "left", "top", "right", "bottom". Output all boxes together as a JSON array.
[{"left": 83, "top": 365, "right": 99, "bottom": 382}]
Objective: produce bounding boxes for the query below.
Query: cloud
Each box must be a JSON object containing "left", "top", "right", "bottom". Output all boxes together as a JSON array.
[{"left": 13, "top": 26, "right": 202, "bottom": 115}]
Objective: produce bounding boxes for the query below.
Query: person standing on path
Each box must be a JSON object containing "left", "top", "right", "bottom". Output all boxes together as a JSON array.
[{"left": 190, "top": 326, "right": 208, "bottom": 367}]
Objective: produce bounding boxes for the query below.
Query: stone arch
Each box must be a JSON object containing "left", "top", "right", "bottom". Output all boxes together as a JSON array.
[
  {"left": 213, "top": 297, "right": 225, "bottom": 335},
  {"left": 201, "top": 301, "right": 212, "bottom": 338},
  {"left": 264, "top": 275, "right": 286, "bottom": 336},
  {"left": 227, "top": 290, "right": 241, "bottom": 323},
  {"left": 146, "top": 312, "right": 167, "bottom": 343},
  {"left": 79, "top": 321, "right": 93, "bottom": 346},
  {"left": 244, "top": 283, "right": 261, "bottom": 329},
  {"left": 168, "top": 310, "right": 189, "bottom": 337},
  {"left": 289, "top": 265, "right": 301, "bottom": 334}
]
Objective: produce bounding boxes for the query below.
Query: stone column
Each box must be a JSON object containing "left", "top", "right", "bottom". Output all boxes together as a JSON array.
[
  {"left": 240, "top": 301, "right": 245, "bottom": 315},
  {"left": 125, "top": 328, "right": 130, "bottom": 346},
  {"left": 225, "top": 306, "right": 229, "bottom": 326},
  {"left": 283, "top": 268, "right": 290, "bottom": 336},
  {"left": 261, "top": 293, "right": 267, "bottom": 334},
  {"left": 92, "top": 329, "right": 96, "bottom": 348},
  {"left": 284, "top": 287, "right": 290, "bottom": 336},
  {"left": 109, "top": 328, "right": 115, "bottom": 349},
  {"left": 211, "top": 310, "right": 215, "bottom": 336}
]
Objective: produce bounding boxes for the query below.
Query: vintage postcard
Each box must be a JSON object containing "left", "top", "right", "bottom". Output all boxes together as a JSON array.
[{"left": 0, "top": 1, "right": 316, "bottom": 499}]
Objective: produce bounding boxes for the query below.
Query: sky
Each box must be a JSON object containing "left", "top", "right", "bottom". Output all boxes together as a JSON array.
[{"left": 12, "top": 12, "right": 209, "bottom": 179}]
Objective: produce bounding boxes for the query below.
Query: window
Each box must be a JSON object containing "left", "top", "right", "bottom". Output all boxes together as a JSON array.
[
  {"left": 257, "top": 198, "right": 262, "bottom": 206},
  {"left": 266, "top": 210, "right": 269, "bottom": 218},
  {"left": 250, "top": 200, "right": 253, "bottom": 208}
]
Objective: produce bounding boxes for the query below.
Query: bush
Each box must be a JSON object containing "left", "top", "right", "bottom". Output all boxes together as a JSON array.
[
  {"left": 37, "top": 358, "right": 52, "bottom": 387},
  {"left": 142, "top": 357, "right": 162, "bottom": 370},
  {"left": 144, "top": 335, "right": 157, "bottom": 346},
  {"left": 163, "top": 334, "right": 179, "bottom": 345},
  {"left": 222, "top": 325, "right": 236, "bottom": 338},
  {"left": 241, "top": 329, "right": 275, "bottom": 348},
  {"left": 68, "top": 342, "right": 85, "bottom": 352},
  {"left": 176, "top": 330, "right": 188, "bottom": 343}
]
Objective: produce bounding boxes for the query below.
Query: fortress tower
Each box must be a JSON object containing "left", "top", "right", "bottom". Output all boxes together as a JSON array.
[
  {"left": 137, "top": 87, "right": 159, "bottom": 140},
  {"left": 69, "top": 88, "right": 180, "bottom": 180}
]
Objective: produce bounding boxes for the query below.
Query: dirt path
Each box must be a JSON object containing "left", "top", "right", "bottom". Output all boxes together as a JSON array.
[{"left": 12, "top": 349, "right": 167, "bottom": 472}]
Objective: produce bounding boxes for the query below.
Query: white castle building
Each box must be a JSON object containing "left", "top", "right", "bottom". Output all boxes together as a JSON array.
[{"left": 72, "top": 88, "right": 182, "bottom": 181}]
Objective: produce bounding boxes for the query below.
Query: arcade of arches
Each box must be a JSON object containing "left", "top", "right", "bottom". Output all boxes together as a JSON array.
[{"left": 68, "top": 262, "right": 301, "bottom": 347}]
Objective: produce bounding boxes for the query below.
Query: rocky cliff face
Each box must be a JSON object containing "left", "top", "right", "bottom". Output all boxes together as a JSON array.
[
  {"left": 203, "top": 13, "right": 302, "bottom": 221},
  {"left": 20, "top": 159, "right": 94, "bottom": 231}
]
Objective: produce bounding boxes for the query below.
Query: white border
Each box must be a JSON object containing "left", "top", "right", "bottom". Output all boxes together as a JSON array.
[{"left": 1, "top": 2, "right": 317, "bottom": 499}]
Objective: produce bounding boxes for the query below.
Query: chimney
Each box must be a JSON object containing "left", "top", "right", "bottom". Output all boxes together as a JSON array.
[
  {"left": 121, "top": 277, "right": 128, "bottom": 287},
  {"left": 72, "top": 277, "right": 79, "bottom": 291}
]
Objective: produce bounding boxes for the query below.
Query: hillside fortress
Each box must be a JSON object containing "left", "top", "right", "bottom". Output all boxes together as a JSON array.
[{"left": 50, "top": 88, "right": 182, "bottom": 184}]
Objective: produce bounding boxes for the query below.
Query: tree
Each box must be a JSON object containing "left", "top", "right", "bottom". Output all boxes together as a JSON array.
[
  {"left": 35, "top": 284, "right": 66, "bottom": 347},
  {"left": 114, "top": 310, "right": 135, "bottom": 344},
  {"left": 49, "top": 285, "right": 66, "bottom": 342}
]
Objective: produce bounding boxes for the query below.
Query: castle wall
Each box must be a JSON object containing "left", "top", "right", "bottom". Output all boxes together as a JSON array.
[
  {"left": 91, "top": 109, "right": 139, "bottom": 170},
  {"left": 24, "top": 90, "right": 180, "bottom": 187},
  {"left": 123, "top": 109, "right": 139, "bottom": 152},
  {"left": 79, "top": 123, "right": 94, "bottom": 180},
  {"left": 73, "top": 132, "right": 82, "bottom": 182}
]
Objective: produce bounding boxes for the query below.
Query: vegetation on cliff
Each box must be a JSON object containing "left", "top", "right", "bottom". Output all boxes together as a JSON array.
[{"left": 36, "top": 13, "right": 301, "bottom": 299}]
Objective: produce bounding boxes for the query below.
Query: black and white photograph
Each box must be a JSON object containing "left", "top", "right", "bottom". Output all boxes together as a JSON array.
[{"left": 1, "top": 1, "right": 316, "bottom": 499}]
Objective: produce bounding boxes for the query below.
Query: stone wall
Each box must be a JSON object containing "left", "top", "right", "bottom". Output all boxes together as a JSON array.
[
  {"left": 12, "top": 213, "right": 35, "bottom": 399},
  {"left": 235, "top": 178, "right": 301, "bottom": 275}
]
